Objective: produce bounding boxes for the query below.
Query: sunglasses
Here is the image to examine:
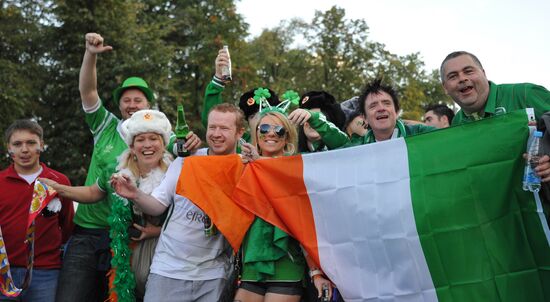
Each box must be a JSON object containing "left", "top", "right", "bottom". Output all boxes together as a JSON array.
[{"left": 258, "top": 124, "right": 287, "bottom": 137}]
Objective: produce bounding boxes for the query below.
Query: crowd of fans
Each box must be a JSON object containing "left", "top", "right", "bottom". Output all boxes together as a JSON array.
[{"left": 1, "top": 32, "right": 549, "bottom": 302}]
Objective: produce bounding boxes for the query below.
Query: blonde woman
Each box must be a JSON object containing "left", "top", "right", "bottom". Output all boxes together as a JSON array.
[{"left": 237, "top": 106, "right": 333, "bottom": 302}]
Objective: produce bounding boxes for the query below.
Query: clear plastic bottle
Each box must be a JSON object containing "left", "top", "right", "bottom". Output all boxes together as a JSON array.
[
  {"left": 523, "top": 131, "right": 543, "bottom": 193},
  {"left": 220, "top": 45, "right": 232, "bottom": 81}
]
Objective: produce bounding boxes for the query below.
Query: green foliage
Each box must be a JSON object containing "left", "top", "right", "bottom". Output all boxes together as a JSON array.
[
  {"left": 304, "top": 7, "right": 375, "bottom": 101},
  {"left": 0, "top": 1, "right": 52, "bottom": 169},
  {"left": 0, "top": 1, "right": 450, "bottom": 183},
  {"left": 231, "top": 5, "right": 449, "bottom": 118},
  {"left": 160, "top": 0, "right": 248, "bottom": 126}
]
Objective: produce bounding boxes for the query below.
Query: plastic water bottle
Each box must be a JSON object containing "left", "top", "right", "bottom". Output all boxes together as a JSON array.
[{"left": 523, "top": 131, "right": 543, "bottom": 193}]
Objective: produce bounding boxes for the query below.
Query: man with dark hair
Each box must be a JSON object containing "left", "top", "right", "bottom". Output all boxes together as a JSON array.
[
  {"left": 111, "top": 103, "right": 245, "bottom": 302},
  {"left": 440, "top": 50, "right": 550, "bottom": 125},
  {"left": 423, "top": 104, "right": 454, "bottom": 128},
  {"left": 350, "top": 79, "right": 433, "bottom": 144},
  {"left": 440, "top": 50, "right": 550, "bottom": 182},
  {"left": 0, "top": 119, "right": 74, "bottom": 302}
]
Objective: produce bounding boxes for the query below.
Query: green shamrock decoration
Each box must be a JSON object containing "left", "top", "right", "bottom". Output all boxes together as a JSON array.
[
  {"left": 282, "top": 90, "right": 300, "bottom": 107},
  {"left": 253, "top": 87, "right": 271, "bottom": 105}
]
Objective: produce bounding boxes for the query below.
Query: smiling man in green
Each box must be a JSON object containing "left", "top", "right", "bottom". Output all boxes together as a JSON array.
[
  {"left": 440, "top": 51, "right": 550, "bottom": 183},
  {"left": 440, "top": 51, "right": 550, "bottom": 125}
]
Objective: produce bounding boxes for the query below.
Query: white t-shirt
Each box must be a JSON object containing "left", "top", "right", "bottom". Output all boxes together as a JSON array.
[
  {"left": 150, "top": 148, "right": 231, "bottom": 280},
  {"left": 18, "top": 167, "right": 43, "bottom": 185}
]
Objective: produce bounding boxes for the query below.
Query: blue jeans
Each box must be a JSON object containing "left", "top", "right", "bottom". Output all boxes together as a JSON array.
[
  {"left": 54, "top": 227, "right": 110, "bottom": 302},
  {"left": 0, "top": 268, "right": 59, "bottom": 302}
]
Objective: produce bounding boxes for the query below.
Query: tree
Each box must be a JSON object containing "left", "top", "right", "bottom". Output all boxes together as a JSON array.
[
  {"left": 0, "top": 1, "right": 52, "bottom": 169},
  {"left": 38, "top": 0, "right": 174, "bottom": 183},
  {"left": 0, "top": 1, "right": 451, "bottom": 180},
  {"left": 160, "top": 0, "right": 248, "bottom": 134},
  {"left": 240, "top": 20, "right": 310, "bottom": 93},
  {"left": 241, "top": 5, "right": 450, "bottom": 119},
  {"left": 302, "top": 6, "right": 376, "bottom": 101}
]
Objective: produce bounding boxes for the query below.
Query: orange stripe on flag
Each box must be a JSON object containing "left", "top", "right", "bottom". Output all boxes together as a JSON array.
[
  {"left": 232, "top": 155, "right": 321, "bottom": 266},
  {"left": 176, "top": 154, "right": 254, "bottom": 252}
]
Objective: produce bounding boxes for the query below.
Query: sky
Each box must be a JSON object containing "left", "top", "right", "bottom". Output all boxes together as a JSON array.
[{"left": 236, "top": 0, "right": 550, "bottom": 89}]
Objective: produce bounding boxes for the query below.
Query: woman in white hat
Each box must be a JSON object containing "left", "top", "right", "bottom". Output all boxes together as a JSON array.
[{"left": 41, "top": 109, "right": 174, "bottom": 302}]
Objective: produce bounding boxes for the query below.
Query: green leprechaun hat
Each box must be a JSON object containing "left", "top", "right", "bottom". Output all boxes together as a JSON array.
[{"left": 112, "top": 77, "right": 155, "bottom": 104}]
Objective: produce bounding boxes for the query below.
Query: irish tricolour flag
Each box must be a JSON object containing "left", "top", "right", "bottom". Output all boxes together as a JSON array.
[{"left": 178, "top": 109, "right": 550, "bottom": 301}]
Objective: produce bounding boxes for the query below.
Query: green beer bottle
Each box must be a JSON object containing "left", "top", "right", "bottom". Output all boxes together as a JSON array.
[
  {"left": 203, "top": 215, "right": 218, "bottom": 237},
  {"left": 175, "top": 105, "right": 190, "bottom": 157}
]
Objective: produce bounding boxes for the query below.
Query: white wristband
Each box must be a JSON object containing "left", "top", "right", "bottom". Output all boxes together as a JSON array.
[{"left": 309, "top": 269, "right": 323, "bottom": 278}]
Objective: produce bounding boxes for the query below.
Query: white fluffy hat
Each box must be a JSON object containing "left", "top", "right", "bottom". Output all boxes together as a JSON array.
[{"left": 121, "top": 109, "right": 172, "bottom": 145}]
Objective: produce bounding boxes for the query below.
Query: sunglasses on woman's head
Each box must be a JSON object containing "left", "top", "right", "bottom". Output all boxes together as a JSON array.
[{"left": 258, "top": 124, "right": 286, "bottom": 137}]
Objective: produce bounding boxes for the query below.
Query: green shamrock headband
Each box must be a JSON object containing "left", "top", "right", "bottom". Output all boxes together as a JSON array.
[
  {"left": 257, "top": 88, "right": 300, "bottom": 116},
  {"left": 281, "top": 90, "right": 300, "bottom": 109}
]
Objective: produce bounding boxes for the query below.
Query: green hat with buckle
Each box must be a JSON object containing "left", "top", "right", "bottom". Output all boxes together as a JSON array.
[{"left": 112, "top": 77, "right": 155, "bottom": 104}]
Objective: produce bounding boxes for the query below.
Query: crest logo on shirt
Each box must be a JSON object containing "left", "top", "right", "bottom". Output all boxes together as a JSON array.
[{"left": 102, "top": 144, "right": 114, "bottom": 154}]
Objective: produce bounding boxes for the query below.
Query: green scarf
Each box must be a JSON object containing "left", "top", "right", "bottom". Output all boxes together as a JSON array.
[{"left": 363, "top": 119, "right": 407, "bottom": 144}]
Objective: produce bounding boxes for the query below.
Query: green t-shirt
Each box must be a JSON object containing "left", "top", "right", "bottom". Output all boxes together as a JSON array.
[
  {"left": 96, "top": 167, "right": 118, "bottom": 199},
  {"left": 75, "top": 102, "right": 175, "bottom": 229},
  {"left": 452, "top": 81, "right": 550, "bottom": 125},
  {"left": 74, "top": 103, "right": 128, "bottom": 228}
]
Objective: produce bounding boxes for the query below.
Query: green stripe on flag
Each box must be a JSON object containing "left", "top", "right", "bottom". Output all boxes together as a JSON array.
[{"left": 407, "top": 110, "right": 550, "bottom": 301}]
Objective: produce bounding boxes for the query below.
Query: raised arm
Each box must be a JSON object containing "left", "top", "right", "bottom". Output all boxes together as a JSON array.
[
  {"left": 39, "top": 177, "right": 105, "bottom": 203},
  {"left": 79, "top": 33, "right": 113, "bottom": 109},
  {"left": 201, "top": 48, "right": 230, "bottom": 127}
]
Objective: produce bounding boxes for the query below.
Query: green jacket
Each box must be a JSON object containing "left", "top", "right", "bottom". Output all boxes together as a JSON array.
[
  {"left": 303, "top": 111, "right": 350, "bottom": 152},
  {"left": 241, "top": 217, "right": 305, "bottom": 282},
  {"left": 453, "top": 81, "right": 550, "bottom": 125}
]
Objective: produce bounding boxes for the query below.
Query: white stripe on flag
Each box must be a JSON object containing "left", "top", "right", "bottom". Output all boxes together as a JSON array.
[
  {"left": 302, "top": 139, "right": 438, "bottom": 302},
  {"left": 533, "top": 192, "right": 550, "bottom": 247}
]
